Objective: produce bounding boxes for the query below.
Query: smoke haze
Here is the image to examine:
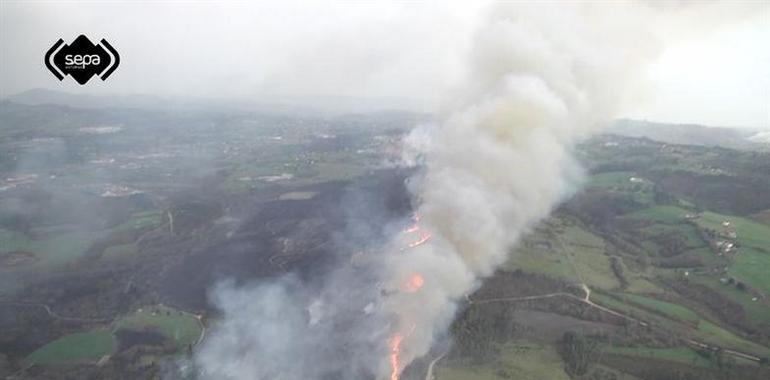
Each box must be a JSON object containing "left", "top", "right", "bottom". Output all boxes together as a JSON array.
[
  {"left": 0, "top": 1, "right": 767, "bottom": 379},
  {"left": 1, "top": 0, "right": 767, "bottom": 127},
  {"left": 193, "top": 2, "right": 663, "bottom": 379}
]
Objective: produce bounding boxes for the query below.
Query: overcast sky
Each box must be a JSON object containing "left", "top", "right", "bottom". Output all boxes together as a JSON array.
[{"left": 0, "top": 0, "right": 768, "bottom": 129}]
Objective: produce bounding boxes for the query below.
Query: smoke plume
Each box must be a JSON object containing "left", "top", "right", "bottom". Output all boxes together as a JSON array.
[{"left": 193, "top": 2, "right": 658, "bottom": 379}]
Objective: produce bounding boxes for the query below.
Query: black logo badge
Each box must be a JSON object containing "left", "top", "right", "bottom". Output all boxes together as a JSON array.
[{"left": 45, "top": 35, "right": 120, "bottom": 85}]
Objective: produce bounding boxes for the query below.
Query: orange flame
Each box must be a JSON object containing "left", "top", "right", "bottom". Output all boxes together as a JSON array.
[
  {"left": 387, "top": 324, "right": 417, "bottom": 380},
  {"left": 403, "top": 274, "right": 425, "bottom": 293},
  {"left": 388, "top": 333, "right": 404, "bottom": 380},
  {"left": 407, "top": 231, "right": 431, "bottom": 248},
  {"left": 403, "top": 213, "right": 431, "bottom": 248},
  {"left": 404, "top": 225, "right": 420, "bottom": 233},
  {"left": 388, "top": 212, "right": 427, "bottom": 380}
]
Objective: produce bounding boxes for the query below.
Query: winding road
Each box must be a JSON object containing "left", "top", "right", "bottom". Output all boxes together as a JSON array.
[
  {"left": 467, "top": 284, "right": 761, "bottom": 364},
  {"left": 0, "top": 301, "right": 208, "bottom": 349},
  {"left": 469, "top": 284, "right": 645, "bottom": 326},
  {"left": 424, "top": 352, "right": 446, "bottom": 380}
]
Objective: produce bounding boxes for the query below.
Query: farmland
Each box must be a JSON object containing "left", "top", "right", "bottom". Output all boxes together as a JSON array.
[
  {"left": 435, "top": 133, "right": 770, "bottom": 379},
  {"left": 1, "top": 95, "right": 768, "bottom": 379}
]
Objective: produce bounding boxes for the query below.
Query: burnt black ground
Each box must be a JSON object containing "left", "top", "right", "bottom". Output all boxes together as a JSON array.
[{"left": 158, "top": 168, "right": 413, "bottom": 311}]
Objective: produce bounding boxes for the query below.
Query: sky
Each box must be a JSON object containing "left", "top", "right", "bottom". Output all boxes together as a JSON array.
[
  {"left": 0, "top": 0, "right": 768, "bottom": 129},
  {"left": 624, "top": 4, "right": 770, "bottom": 129}
]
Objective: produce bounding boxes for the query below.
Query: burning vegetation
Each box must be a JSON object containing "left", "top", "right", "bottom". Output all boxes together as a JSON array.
[
  {"left": 194, "top": 3, "right": 660, "bottom": 379},
  {"left": 387, "top": 214, "right": 431, "bottom": 379}
]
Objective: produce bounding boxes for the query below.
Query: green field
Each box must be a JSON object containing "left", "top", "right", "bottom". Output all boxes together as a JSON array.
[
  {"left": 26, "top": 330, "right": 115, "bottom": 365},
  {"left": 221, "top": 150, "right": 369, "bottom": 193},
  {"left": 0, "top": 210, "right": 160, "bottom": 269},
  {"left": 696, "top": 320, "right": 770, "bottom": 357},
  {"left": 505, "top": 203, "right": 770, "bottom": 371},
  {"left": 455, "top": 140, "right": 770, "bottom": 378},
  {"left": 728, "top": 247, "right": 770, "bottom": 295},
  {"left": 588, "top": 171, "right": 638, "bottom": 188},
  {"left": 115, "top": 305, "right": 201, "bottom": 349},
  {"left": 696, "top": 212, "right": 770, "bottom": 251},
  {"left": 437, "top": 341, "right": 570, "bottom": 380},
  {"left": 692, "top": 276, "right": 770, "bottom": 327},
  {"left": 591, "top": 292, "right": 665, "bottom": 323},
  {"left": 691, "top": 212, "right": 770, "bottom": 294},
  {"left": 619, "top": 294, "right": 700, "bottom": 323},
  {"left": 604, "top": 346, "right": 714, "bottom": 368},
  {"left": 684, "top": 246, "right": 728, "bottom": 267},
  {"left": 639, "top": 223, "right": 706, "bottom": 250},
  {"left": 23, "top": 305, "right": 201, "bottom": 367},
  {"left": 627, "top": 205, "right": 692, "bottom": 224},
  {"left": 103, "top": 243, "right": 139, "bottom": 260},
  {"left": 0, "top": 228, "right": 95, "bottom": 268},
  {"left": 508, "top": 220, "right": 620, "bottom": 290},
  {"left": 626, "top": 206, "right": 770, "bottom": 294},
  {"left": 587, "top": 171, "right": 655, "bottom": 204},
  {"left": 113, "top": 210, "right": 163, "bottom": 232},
  {"left": 593, "top": 292, "right": 770, "bottom": 358},
  {"left": 508, "top": 217, "right": 666, "bottom": 294}
]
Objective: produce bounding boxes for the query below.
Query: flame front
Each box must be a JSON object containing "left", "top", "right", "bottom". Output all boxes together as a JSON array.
[
  {"left": 388, "top": 333, "right": 404, "bottom": 380},
  {"left": 404, "top": 214, "right": 431, "bottom": 248},
  {"left": 402, "top": 274, "right": 425, "bottom": 293},
  {"left": 404, "top": 225, "right": 420, "bottom": 233},
  {"left": 407, "top": 231, "right": 431, "bottom": 248},
  {"left": 386, "top": 214, "right": 430, "bottom": 379}
]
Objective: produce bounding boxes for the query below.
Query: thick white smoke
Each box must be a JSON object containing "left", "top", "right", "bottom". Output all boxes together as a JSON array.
[
  {"left": 379, "top": 2, "right": 658, "bottom": 375},
  {"left": 194, "top": 2, "right": 660, "bottom": 379}
]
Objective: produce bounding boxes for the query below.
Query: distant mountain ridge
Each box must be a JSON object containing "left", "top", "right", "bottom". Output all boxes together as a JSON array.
[
  {"left": 5, "top": 90, "right": 766, "bottom": 150},
  {"left": 608, "top": 119, "right": 767, "bottom": 151},
  {"left": 4, "top": 88, "right": 172, "bottom": 110},
  {"left": 4, "top": 88, "right": 425, "bottom": 116}
]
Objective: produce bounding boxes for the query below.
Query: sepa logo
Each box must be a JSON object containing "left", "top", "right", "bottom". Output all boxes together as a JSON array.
[{"left": 45, "top": 35, "right": 120, "bottom": 85}]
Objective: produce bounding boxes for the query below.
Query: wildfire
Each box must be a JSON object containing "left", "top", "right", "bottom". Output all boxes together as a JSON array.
[
  {"left": 402, "top": 274, "right": 425, "bottom": 293},
  {"left": 388, "top": 324, "right": 416, "bottom": 380},
  {"left": 388, "top": 333, "right": 404, "bottom": 380},
  {"left": 407, "top": 231, "right": 431, "bottom": 248},
  {"left": 387, "top": 212, "right": 430, "bottom": 380},
  {"left": 404, "top": 213, "right": 431, "bottom": 248}
]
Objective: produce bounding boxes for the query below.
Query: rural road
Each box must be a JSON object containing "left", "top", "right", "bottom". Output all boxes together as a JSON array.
[
  {"left": 469, "top": 285, "right": 646, "bottom": 326},
  {"left": 1, "top": 301, "right": 208, "bottom": 350},
  {"left": 191, "top": 313, "right": 206, "bottom": 347},
  {"left": 467, "top": 284, "right": 762, "bottom": 364},
  {"left": 424, "top": 352, "right": 446, "bottom": 380}
]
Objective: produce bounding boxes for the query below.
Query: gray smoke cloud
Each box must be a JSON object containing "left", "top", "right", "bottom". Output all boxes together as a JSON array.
[
  {"left": 193, "top": 2, "right": 661, "bottom": 379},
  {"left": 379, "top": 2, "right": 659, "bottom": 373}
]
